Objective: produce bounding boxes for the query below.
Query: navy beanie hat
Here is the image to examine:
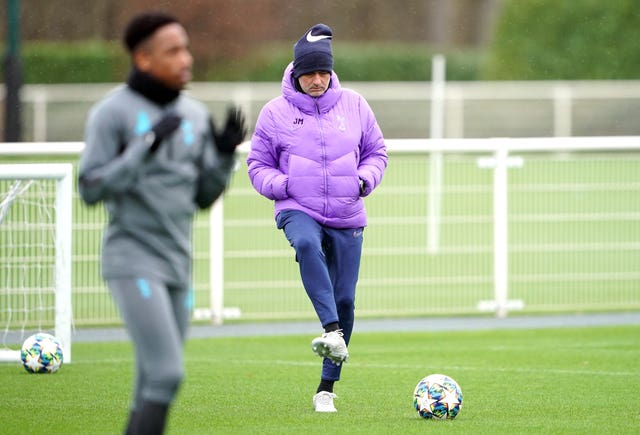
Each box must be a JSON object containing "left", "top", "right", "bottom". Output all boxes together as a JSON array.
[{"left": 293, "top": 24, "right": 334, "bottom": 78}]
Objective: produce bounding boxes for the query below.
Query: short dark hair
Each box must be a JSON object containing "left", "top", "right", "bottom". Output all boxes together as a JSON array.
[{"left": 123, "top": 11, "right": 180, "bottom": 53}]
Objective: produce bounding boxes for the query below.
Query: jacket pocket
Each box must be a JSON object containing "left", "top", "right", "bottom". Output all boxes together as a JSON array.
[
  {"left": 286, "top": 154, "right": 324, "bottom": 210},
  {"left": 327, "top": 151, "right": 360, "bottom": 198}
]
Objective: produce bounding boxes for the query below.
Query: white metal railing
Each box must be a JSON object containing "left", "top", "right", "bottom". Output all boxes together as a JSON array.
[
  {"left": 5, "top": 80, "right": 640, "bottom": 141},
  {"left": 1, "top": 137, "right": 639, "bottom": 323}
]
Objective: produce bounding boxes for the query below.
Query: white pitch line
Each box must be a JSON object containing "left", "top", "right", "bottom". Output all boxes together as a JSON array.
[
  {"left": 196, "top": 359, "right": 640, "bottom": 378},
  {"left": 199, "top": 358, "right": 640, "bottom": 378},
  {"left": 66, "top": 357, "right": 639, "bottom": 378}
]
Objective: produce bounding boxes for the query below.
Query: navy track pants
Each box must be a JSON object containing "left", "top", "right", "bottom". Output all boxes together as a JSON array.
[{"left": 277, "top": 209, "right": 363, "bottom": 381}]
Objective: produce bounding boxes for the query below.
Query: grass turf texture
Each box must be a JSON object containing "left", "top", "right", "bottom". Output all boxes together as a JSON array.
[{"left": 1, "top": 324, "right": 639, "bottom": 434}]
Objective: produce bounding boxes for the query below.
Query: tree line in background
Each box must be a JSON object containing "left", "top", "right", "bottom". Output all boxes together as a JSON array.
[
  {"left": 2, "top": 0, "right": 498, "bottom": 56},
  {"left": 1, "top": 0, "right": 639, "bottom": 83},
  {"left": 486, "top": 0, "right": 640, "bottom": 80}
]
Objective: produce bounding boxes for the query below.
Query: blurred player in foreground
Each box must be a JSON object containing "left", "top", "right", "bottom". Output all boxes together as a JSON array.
[
  {"left": 247, "top": 23, "right": 387, "bottom": 413},
  {"left": 79, "top": 11, "right": 246, "bottom": 434}
]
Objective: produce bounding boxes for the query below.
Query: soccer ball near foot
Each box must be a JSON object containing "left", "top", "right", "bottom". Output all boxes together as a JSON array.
[
  {"left": 413, "top": 373, "right": 463, "bottom": 419},
  {"left": 20, "top": 333, "right": 64, "bottom": 374}
]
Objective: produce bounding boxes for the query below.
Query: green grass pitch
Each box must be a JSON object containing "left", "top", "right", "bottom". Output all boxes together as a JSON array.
[{"left": 1, "top": 324, "right": 639, "bottom": 434}]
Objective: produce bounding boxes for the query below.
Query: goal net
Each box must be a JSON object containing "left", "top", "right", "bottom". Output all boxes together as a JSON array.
[{"left": 0, "top": 163, "right": 73, "bottom": 363}]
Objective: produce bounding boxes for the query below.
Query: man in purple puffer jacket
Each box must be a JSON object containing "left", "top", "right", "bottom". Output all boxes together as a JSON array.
[{"left": 247, "top": 23, "right": 387, "bottom": 413}]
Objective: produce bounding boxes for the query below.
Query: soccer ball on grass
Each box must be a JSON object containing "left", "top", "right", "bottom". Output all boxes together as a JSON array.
[
  {"left": 413, "top": 373, "right": 463, "bottom": 419},
  {"left": 20, "top": 333, "right": 64, "bottom": 374}
]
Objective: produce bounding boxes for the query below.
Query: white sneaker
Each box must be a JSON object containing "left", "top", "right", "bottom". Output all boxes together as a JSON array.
[
  {"left": 313, "top": 391, "right": 337, "bottom": 412},
  {"left": 311, "top": 330, "right": 349, "bottom": 365}
]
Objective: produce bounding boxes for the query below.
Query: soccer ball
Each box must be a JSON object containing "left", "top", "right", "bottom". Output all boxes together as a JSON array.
[
  {"left": 413, "top": 373, "right": 463, "bottom": 419},
  {"left": 20, "top": 333, "right": 64, "bottom": 374}
]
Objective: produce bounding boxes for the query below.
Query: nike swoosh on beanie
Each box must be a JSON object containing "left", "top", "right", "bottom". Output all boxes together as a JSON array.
[{"left": 293, "top": 24, "right": 334, "bottom": 79}]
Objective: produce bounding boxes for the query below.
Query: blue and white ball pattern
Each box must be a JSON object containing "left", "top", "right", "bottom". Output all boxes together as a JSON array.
[
  {"left": 20, "top": 333, "right": 64, "bottom": 374},
  {"left": 413, "top": 374, "right": 463, "bottom": 419}
]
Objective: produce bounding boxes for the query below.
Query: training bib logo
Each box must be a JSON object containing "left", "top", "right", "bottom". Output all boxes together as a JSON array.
[
  {"left": 181, "top": 120, "right": 194, "bottom": 146},
  {"left": 134, "top": 111, "right": 152, "bottom": 135}
]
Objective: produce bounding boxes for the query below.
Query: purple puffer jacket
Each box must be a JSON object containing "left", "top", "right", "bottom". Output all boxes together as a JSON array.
[{"left": 247, "top": 62, "right": 387, "bottom": 228}]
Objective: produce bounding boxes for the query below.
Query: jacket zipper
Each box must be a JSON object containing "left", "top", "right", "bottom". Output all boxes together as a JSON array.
[{"left": 315, "top": 99, "right": 328, "bottom": 217}]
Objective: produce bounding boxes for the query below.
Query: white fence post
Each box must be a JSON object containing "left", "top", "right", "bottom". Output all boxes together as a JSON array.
[
  {"left": 446, "top": 85, "right": 464, "bottom": 138},
  {"left": 33, "top": 86, "right": 48, "bottom": 142},
  {"left": 209, "top": 197, "right": 224, "bottom": 325},
  {"left": 477, "top": 144, "right": 524, "bottom": 317},
  {"left": 493, "top": 145, "right": 509, "bottom": 318},
  {"left": 427, "top": 54, "right": 446, "bottom": 254},
  {"left": 553, "top": 85, "right": 572, "bottom": 137}
]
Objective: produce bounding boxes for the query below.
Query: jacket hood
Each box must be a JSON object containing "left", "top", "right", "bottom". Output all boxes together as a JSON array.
[{"left": 282, "top": 62, "right": 342, "bottom": 115}]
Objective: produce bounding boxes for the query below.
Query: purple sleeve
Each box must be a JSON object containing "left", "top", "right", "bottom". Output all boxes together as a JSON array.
[
  {"left": 247, "top": 107, "right": 289, "bottom": 200},
  {"left": 357, "top": 97, "right": 388, "bottom": 196}
]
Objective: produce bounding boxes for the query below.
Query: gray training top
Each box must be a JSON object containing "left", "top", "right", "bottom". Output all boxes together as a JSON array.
[{"left": 79, "top": 85, "right": 234, "bottom": 288}]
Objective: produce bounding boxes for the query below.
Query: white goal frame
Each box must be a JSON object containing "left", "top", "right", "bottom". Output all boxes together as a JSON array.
[{"left": 0, "top": 163, "right": 73, "bottom": 363}]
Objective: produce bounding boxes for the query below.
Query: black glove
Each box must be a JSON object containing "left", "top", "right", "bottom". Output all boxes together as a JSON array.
[
  {"left": 359, "top": 178, "right": 367, "bottom": 195},
  {"left": 146, "top": 112, "right": 183, "bottom": 153},
  {"left": 210, "top": 106, "right": 247, "bottom": 155}
]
